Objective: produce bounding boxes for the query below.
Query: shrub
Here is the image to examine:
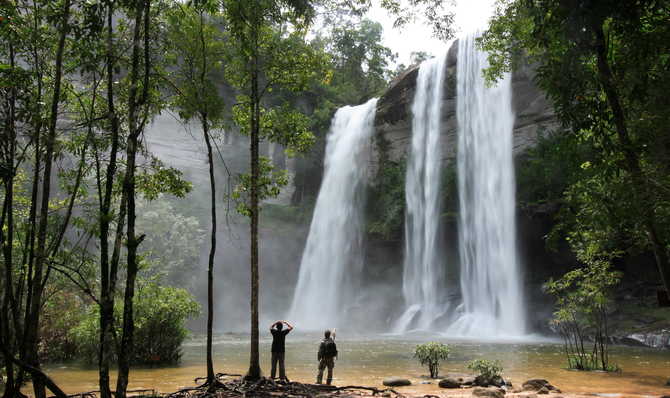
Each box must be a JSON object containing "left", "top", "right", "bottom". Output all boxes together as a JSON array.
[
  {"left": 414, "top": 342, "right": 450, "bottom": 378},
  {"left": 467, "top": 359, "right": 503, "bottom": 380},
  {"left": 544, "top": 256, "right": 621, "bottom": 371},
  {"left": 39, "top": 291, "right": 89, "bottom": 362},
  {"left": 70, "top": 282, "right": 200, "bottom": 365}
]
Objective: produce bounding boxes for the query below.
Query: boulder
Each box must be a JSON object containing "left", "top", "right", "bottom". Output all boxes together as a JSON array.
[
  {"left": 537, "top": 387, "right": 549, "bottom": 394},
  {"left": 462, "top": 376, "right": 476, "bottom": 386},
  {"left": 522, "top": 379, "right": 558, "bottom": 392},
  {"left": 471, "top": 387, "right": 505, "bottom": 398},
  {"left": 382, "top": 377, "right": 411, "bottom": 387},
  {"left": 474, "top": 375, "right": 506, "bottom": 388},
  {"left": 438, "top": 377, "right": 461, "bottom": 388}
]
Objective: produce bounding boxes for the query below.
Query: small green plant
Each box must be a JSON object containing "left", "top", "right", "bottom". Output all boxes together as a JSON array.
[
  {"left": 544, "top": 256, "right": 621, "bottom": 372},
  {"left": 467, "top": 359, "right": 503, "bottom": 380},
  {"left": 414, "top": 342, "right": 450, "bottom": 378}
]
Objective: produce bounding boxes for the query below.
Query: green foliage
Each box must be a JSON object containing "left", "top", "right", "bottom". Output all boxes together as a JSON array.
[
  {"left": 70, "top": 282, "right": 200, "bottom": 365},
  {"left": 328, "top": 19, "right": 395, "bottom": 99},
  {"left": 232, "top": 99, "right": 315, "bottom": 155},
  {"left": 467, "top": 359, "right": 503, "bottom": 379},
  {"left": 516, "top": 129, "right": 590, "bottom": 210},
  {"left": 414, "top": 342, "right": 450, "bottom": 378},
  {"left": 367, "top": 159, "right": 405, "bottom": 240},
  {"left": 136, "top": 159, "right": 193, "bottom": 200},
  {"left": 39, "top": 291, "right": 89, "bottom": 363},
  {"left": 135, "top": 198, "right": 204, "bottom": 287},
  {"left": 165, "top": 0, "right": 227, "bottom": 128},
  {"left": 232, "top": 157, "right": 289, "bottom": 217},
  {"left": 544, "top": 252, "right": 622, "bottom": 371}
]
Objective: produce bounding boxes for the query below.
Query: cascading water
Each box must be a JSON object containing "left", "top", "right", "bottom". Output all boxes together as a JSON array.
[
  {"left": 288, "top": 98, "right": 378, "bottom": 330},
  {"left": 394, "top": 51, "right": 449, "bottom": 332},
  {"left": 448, "top": 33, "right": 526, "bottom": 337}
]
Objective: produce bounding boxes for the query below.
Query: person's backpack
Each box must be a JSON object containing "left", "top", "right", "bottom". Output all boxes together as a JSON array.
[{"left": 323, "top": 338, "right": 338, "bottom": 358}]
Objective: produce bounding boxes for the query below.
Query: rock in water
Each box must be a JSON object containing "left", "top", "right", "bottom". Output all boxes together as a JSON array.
[
  {"left": 472, "top": 387, "right": 505, "bottom": 398},
  {"left": 522, "top": 379, "right": 558, "bottom": 392},
  {"left": 382, "top": 377, "right": 411, "bottom": 387},
  {"left": 438, "top": 377, "right": 461, "bottom": 388},
  {"left": 474, "top": 375, "right": 506, "bottom": 387}
]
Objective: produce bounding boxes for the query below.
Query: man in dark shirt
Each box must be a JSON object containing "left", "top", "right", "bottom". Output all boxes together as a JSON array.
[
  {"left": 270, "top": 320, "right": 293, "bottom": 380},
  {"left": 316, "top": 329, "right": 337, "bottom": 385}
]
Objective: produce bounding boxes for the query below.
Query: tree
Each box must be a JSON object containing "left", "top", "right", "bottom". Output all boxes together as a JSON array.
[
  {"left": 223, "top": 0, "right": 324, "bottom": 379},
  {"left": 544, "top": 254, "right": 621, "bottom": 371},
  {"left": 328, "top": 19, "right": 395, "bottom": 100},
  {"left": 480, "top": 0, "right": 670, "bottom": 298},
  {"left": 414, "top": 342, "right": 450, "bottom": 378},
  {"left": 166, "top": 0, "right": 227, "bottom": 386}
]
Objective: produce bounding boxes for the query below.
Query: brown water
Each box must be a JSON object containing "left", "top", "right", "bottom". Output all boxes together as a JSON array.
[{"left": 31, "top": 333, "right": 670, "bottom": 397}]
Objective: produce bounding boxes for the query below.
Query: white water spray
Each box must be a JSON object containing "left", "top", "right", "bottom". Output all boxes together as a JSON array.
[
  {"left": 288, "top": 98, "right": 378, "bottom": 330},
  {"left": 395, "top": 51, "right": 449, "bottom": 332},
  {"left": 449, "top": 33, "right": 526, "bottom": 337}
]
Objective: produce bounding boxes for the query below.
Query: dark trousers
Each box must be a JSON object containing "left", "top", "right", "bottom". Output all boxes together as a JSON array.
[
  {"left": 270, "top": 351, "right": 286, "bottom": 380},
  {"left": 316, "top": 357, "right": 335, "bottom": 385}
]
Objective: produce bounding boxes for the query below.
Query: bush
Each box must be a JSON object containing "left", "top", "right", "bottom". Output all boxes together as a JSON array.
[
  {"left": 467, "top": 359, "right": 503, "bottom": 380},
  {"left": 70, "top": 282, "right": 200, "bottom": 365},
  {"left": 414, "top": 342, "right": 450, "bottom": 378},
  {"left": 544, "top": 256, "right": 621, "bottom": 372},
  {"left": 39, "top": 291, "right": 89, "bottom": 362}
]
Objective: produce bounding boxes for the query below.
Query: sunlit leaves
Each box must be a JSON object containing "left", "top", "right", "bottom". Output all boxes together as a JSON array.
[
  {"left": 136, "top": 159, "right": 192, "bottom": 200},
  {"left": 232, "top": 156, "right": 289, "bottom": 216}
]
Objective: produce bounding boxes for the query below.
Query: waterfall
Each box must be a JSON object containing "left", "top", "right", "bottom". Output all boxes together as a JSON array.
[
  {"left": 395, "top": 51, "right": 449, "bottom": 332},
  {"left": 449, "top": 33, "right": 526, "bottom": 337},
  {"left": 288, "top": 98, "right": 378, "bottom": 330}
]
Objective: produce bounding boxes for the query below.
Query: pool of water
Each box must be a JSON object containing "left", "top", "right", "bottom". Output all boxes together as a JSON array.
[{"left": 34, "top": 333, "right": 670, "bottom": 397}]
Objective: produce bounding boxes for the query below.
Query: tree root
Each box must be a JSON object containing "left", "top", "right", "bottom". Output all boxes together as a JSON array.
[{"left": 163, "top": 376, "right": 407, "bottom": 398}]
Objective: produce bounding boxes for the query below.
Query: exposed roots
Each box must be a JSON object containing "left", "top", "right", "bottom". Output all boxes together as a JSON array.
[{"left": 164, "top": 377, "right": 406, "bottom": 398}]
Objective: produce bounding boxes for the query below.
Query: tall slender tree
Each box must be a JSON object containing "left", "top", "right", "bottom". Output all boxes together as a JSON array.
[
  {"left": 224, "top": 0, "right": 323, "bottom": 379},
  {"left": 166, "top": 0, "right": 227, "bottom": 386}
]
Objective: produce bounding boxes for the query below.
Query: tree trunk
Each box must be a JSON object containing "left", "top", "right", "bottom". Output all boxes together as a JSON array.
[
  {"left": 26, "top": 2, "right": 71, "bottom": 397},
  {"left": 1, "top": 42, "right": 18, "bottom": 398},
  {"left": 246, "top": 43, "right": 262, "bottom": 381},
  {"left": 203, "top": 116, "right": 218, "bottom": 385},
  {"left": 593, "top": 25, "right": 670, "bottom": 296},
  {"left": 116, "top": 1, "right": 150, "bottom": 395},
  {"left": 98, "top": 3, "right": 121, "bottom": 397}
]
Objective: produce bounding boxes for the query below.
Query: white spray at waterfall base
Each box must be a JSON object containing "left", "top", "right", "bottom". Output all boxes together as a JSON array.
[
  {"left": 288, "top": 98, "right": 378, "bottom": 330},
  {"left": 394, "top": 50, "right": 449, "bottom": 332},
  {"left": 449, "top": 32, "right": 526, "bottom": 337}
]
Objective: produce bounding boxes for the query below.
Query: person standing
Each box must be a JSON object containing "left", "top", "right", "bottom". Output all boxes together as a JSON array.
[
  {"left": 270, "top": 320, "right": 293, "bottom": 380},
  {"left": 316, "top": 329, "right": 338, "bottom": 385}
]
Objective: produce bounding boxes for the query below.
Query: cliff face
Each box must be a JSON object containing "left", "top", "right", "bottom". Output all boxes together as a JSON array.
[{"left": 371, "top": 40, "right": 557, "bottom": 172}]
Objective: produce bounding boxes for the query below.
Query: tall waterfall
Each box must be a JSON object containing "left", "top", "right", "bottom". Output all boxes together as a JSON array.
[
  {"left": 288, "top": 98, "right": 378, "bottom": 330},
  {"left": 395, "top": 52, "right": 449, "bottom": 332},
  {"left": 449, "top": 33, "right": 526, "bottom": 337}
]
